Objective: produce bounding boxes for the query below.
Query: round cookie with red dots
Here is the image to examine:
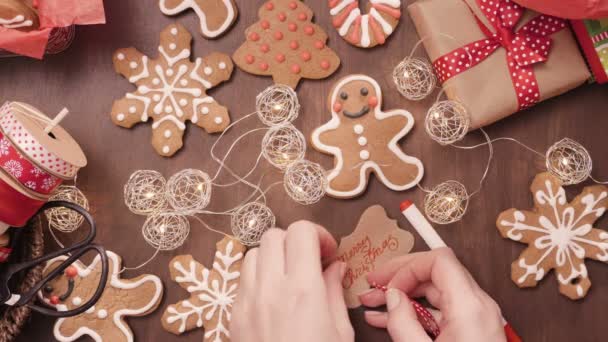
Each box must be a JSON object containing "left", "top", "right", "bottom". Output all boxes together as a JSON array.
[{"left": 233, "top": 0, "right": 341, "bottom": 89}]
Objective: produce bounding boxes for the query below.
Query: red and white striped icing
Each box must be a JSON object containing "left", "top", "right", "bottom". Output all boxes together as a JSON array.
[{"left": 329, "top": 0, "right": 401, "bottom": 48}]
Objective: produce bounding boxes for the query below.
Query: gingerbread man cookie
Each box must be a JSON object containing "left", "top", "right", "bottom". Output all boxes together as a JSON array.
[
  {"left": 111, "top": 23, "right": 234, "bottom": 157},
  {"left": 497, "top": 172, "right": 608, "bottom": 300},
  {"left": 329, "top": 0, "right": 401, "bottom": 48},
  {"left": 233, "top": 0, "right": 341, "bottom": 89},
  {"left": 162, "top": 237, "right": 246, "bottom": 341},
  {"left": 41, "top": 251, "right": 164, "bottom": 342},
  {"left": 159, "top": 0, "right": 238, "bottom": 39},
  {"left": 311, "top": 75, "right": 423, "bottom": 199},
  {"left": 0, "top": 0, "right": 39, "bottom": 31}
]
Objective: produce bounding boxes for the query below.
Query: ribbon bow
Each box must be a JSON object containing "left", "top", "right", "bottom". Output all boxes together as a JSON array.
[{"left": 433, "top": 0, "right": 567, "bottom": 109}]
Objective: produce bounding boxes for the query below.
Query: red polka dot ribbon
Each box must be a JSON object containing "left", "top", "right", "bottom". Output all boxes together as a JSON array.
[
  {"left": 432, "top": 0, "right": 567, "bottom": 110},
  {"left": 0, "top": 130, "right": 62, "bottom": 195}
]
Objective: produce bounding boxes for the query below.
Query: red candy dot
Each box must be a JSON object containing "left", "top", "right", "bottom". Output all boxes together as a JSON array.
[
  {"left": 274, "top": 31, "right": 284, "bottom": 40},
  {"left": 261, "top": 20, "right": 270, "bottom": 29},
  {"left": 300, "top": 51, "right": 311, "bottom": 61},
  {"left": 245, "top": 55, "right": 255, "bottom": 64},
  {"left": 275, "top": 54, "right": 286, "bottom": 63},
  {"left": 50, "top": 296, "right": 60, "bottom": 305},
  {"left": 298, "top": 13, "right": 308, "bottom": 21},
  {"left": 249, "top": 32, "right": 260, "bottom": 41},
  {"left": 65, "top": 266, "right": 78, "bottom": 278},
  {"left": 320, "top": 60, "right": 330, "bottom": 70},
  {"left": 333, "top": 102, "right": 343, "bottom": 112},
  {"left": 291, "top": 64, "right": 301, "bottom": 74},
  {"left": 265, "top": 2, "right": 274, "bottom": 10},
  {"left": 259, "top": 62, "right": 269, "bottom": 71},
  {"left": 278, "top": 12, "right": 287, "bottom": 21},
  {"left": 260, "top": 44, "right": 270, "bottom": 53},
  {"left": 289, "top": 41, "right": 299, "bottom": 50},
  {"left": 368, "top": 96, "right": 379, "bottom": 108},
  {"left": 288, "top": 23, "right": 298, "bottom": 32},
  {"left": 304, "top": 26, "right": 315, "bottom": 35},
  {"left": 289, "top": 1, "right": 298, "bottom": 9},
  {"left": 314, "top": 40, "right": 325, "bottom": 49}
]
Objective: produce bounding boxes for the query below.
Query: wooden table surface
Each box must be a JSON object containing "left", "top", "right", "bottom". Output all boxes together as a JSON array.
[{"left": 3, "top": 0, "right": 607, "bottom": 341}]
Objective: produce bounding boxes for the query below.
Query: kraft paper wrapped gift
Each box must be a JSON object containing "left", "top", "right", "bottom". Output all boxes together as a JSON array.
[{"left": 408, "top": 0, "right": 591, "bottom": 129}]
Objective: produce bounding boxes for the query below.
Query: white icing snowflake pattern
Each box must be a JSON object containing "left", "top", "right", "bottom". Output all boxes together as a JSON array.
[
  {"left": 4, "top": 160, "right": 23, "bottom": 178},
  {"left": 111, "top": 24, "right": 233, "bottom": 157},
  {"left": 0, "top": 138, "right": 9, "bottom": 156},
  {"left": 497, "top": 173, "right": 608, "bottom": 299},
  {"left": 162, "top": 238, "right": 245, "bottom": 342}
]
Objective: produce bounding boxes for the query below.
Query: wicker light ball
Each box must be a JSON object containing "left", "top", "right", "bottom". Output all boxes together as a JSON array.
[
  {"left": 256, "top": 84, "right": 300, "bottom": 127},
  {"left": 425, "top": 100, "right": 470, "bottom": 145},
  {"left": 142, "top": 212, "right": 190, "bottom": 251},
  {"left": 424, "top": 181, "right": 469, "bottom": 225},
  {"left": 124, "top": 170, "right": 167, "bottom": 215},
  {"left": 231, "top": 202, "right": 275, "bottom": 246},
  {"left": 393, "top": 57, "right": 437, "bottom": 101},
  {"left": 545, "top": 138, "right": 592, "bottom": 185},
  {"left": 284, "top": 160, "right": 327, "bottom": 205},
  {"left": 262, "top": 124, "right": 306, "bottom": 170},
  {"left": 166, "top": 169, "right": 212, "bottom": 214},
  {"left": 45, "top": 186, "right": 89, "bottom": 233}
]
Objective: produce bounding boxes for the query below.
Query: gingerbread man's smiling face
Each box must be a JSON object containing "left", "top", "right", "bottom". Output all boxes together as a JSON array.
[
  {"left": 41, "top": 265, "right": 81, "bottom": 312},
  {"left": 331, "top": 77, "right": 380, "bottom": 120}
]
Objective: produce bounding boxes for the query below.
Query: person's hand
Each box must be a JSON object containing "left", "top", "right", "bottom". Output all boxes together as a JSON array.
[
  {"left": 359, "top": 248, "right": 505, "bottom": 342},
  {"left": 230, "top": 221, "right": 354, "bottom": 342}
]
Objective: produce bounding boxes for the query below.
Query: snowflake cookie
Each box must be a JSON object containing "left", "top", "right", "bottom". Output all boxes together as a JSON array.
[
  {"left": 111, "top": 23, "right": 234, "bottom": 157},
  {"left": 497, "top": 172, "right": 608, "bottom": 300},
  {"left": 42, "top": 251, "right": 164, "bottom": 342},
  {"left": 162, "top": 237, "right": 246, "bottom": 341}
]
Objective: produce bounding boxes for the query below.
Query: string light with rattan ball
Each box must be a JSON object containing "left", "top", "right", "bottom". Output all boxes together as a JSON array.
[
  {"left": 166, "top": 169, "right": 212, "bottom": 214},
  {"left": 545, "top": 138, "right": 592, "bottom": 185},
  {"left": 231, "top": 202, "right": 276, "bottom": 246},
  {"left": 284, "top": 160, "right": 327, "bottom": 205},
  {"left": 45, "top": 185, "right": 89, "bottom": 233},
  {"left": 393, "top": 57, "right": 436, "bottom": 101},
  {"left": 142, "top": 212, "right": 190, "bottom": 251},
  {"left": 425, "top": 100, "right": 470, "bottom": 145},
  {"left": 124, "top": 170, "right": 167, "bottom": 215},
  {"left": 256, "top": 84, "right": 300, "bottom": 127},
  {"left": 424, "top": 181, "right": 469, "bottom": 225},
  {"left": 262, "top": 124, "right": 306, "bottom": 169}
]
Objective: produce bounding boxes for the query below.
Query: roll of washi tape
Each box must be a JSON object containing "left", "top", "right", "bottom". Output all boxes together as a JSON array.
[
  {"left": 0, "top": 130, "right": 62, "bottom": 195},
  {"left": 0, "top": 102, "right": 87, "bottom": 179},
  {"left": 0, "top": 171, "right": 46, "bottom": 227}
]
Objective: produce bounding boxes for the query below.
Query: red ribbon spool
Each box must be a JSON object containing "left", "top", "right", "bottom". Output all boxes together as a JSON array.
[{"left": 0, "top": 173, "right": 46, "bottom": 227}]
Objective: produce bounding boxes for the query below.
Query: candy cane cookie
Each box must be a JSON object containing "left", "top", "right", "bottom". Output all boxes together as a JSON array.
[{"left": 328, "top": 0, "right": 401, "bottom": 48}]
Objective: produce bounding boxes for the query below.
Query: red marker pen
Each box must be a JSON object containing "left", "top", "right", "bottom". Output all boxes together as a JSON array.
[{"left": 400, "top": 200, "right": 522, "bottom": 342}]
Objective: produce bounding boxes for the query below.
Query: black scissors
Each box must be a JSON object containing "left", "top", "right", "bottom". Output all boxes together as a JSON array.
[{"left": 0, "top": 201, "right": 109, "bottom": 317}]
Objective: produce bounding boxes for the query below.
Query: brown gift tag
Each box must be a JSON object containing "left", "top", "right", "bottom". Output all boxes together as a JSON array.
[
  {"left": 335, "top": 205, "right": 414, "bottom": 308},
  {"left": 408, "top": 0, "right": 590, "bottom": 129}
]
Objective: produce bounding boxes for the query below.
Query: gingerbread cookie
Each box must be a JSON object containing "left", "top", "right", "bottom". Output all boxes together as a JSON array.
[
  {"left": 159, "top": 0, "right": 238, "bottom": 39},
  {"left": 41, "top": 251, "right": 164, "bottom": 342},
  {"left": 162, "top": 237, "right": 246, "bottom": 341},
  {"left": 329, "top": 0, "right": 401, "bottom": 48},
  {"left": 497, "top": 172, "right": 608, "bottom": 300},
  {"left": 111, "top": 23, "right": 234, "bottom": 157},
  {"left": 311, "top": 75, "right": 424, "bottom": 198},
  {"left": 233, "top": 0, "right": 340, "bottom": 89},
  {"left": 336, "top": 205, "right": 414, "bottom": 308},
  {"left": 0, "top": 0, "right": 39, "bottom": 31}
]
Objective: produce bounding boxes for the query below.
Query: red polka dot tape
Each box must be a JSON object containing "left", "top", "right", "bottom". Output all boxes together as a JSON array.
[{"left": 432, "top": 0, "right": 567, "bottom": 110}]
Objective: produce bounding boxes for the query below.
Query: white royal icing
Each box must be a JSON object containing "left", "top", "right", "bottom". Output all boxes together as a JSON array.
[
  {"left": 500, "top": 178, "right": 608, "bottom": 298},
  {"left": 159, "top": 0, "right": 237, "bottom": 38},
  {"left": 43, "top": 251, "right": 163, "bottom": 342},
  {"left": 165, "top": 240, "right": 243, "bottom": 340},
  {"left": 311, "top": 75, "right": 424, "bottom": 198}
]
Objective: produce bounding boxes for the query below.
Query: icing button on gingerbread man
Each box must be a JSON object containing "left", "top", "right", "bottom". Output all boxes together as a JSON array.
[
  {"left": 42, "top": 251, "right": 164, "bottom": 342},
  {"left": 312, "top": 75, "right": 424, "bottom": 199}
]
